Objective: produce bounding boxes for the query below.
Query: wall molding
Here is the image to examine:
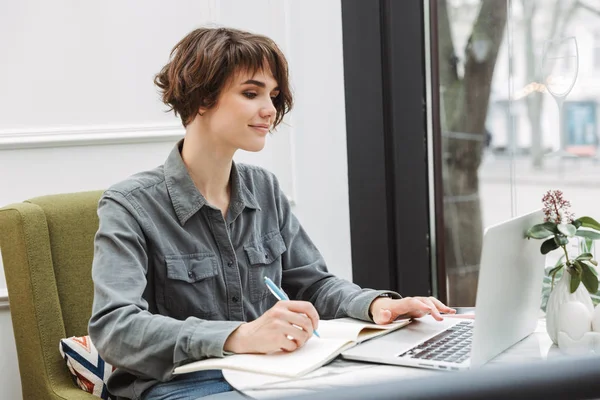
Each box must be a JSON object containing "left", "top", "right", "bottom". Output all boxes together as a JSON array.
[
  {"left": 0, "top": 123, "right": 184, "bottom": 150},
  {"left": 0, "top": 288, "right": 8, "bottom": 310},
  {"left": 0, "top": 122, "right": 297, "bottom": 205}
]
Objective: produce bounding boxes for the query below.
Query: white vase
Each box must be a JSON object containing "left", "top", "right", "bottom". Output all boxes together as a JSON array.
[{"left": 546, "top": 271, "right": 594, "bottom": 344}]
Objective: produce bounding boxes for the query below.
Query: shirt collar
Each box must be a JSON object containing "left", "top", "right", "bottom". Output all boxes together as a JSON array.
[
  {"left": 164, "top": 139, "right": 261, "bottom": 225},
  {"left": 228, "top": 159, "right": 262, "bottom": 216}
]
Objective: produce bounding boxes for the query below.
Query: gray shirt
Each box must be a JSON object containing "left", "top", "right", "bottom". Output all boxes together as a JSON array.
[{"left": 89, "top": 140, "right": 400, "bottom": 400}]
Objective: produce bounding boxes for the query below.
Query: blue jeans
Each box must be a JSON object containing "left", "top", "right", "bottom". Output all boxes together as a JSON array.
[{"left": 142, "top": 370, "right": 235, "bottom": 400}]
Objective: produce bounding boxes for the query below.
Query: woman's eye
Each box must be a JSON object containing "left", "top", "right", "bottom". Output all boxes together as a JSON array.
[{"left": 243, "top": 92, "right": 257, "bottom": 99}]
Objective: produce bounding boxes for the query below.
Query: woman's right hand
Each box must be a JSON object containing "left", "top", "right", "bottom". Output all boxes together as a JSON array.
[{"left": 224, "top": 300, "right": 320, "bottom": 354}]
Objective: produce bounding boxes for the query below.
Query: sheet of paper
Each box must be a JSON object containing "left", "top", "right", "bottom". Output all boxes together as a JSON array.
[
  {"left": 175, "top": 337, "right": 353, "bottom": 377},
  {"left": 318, "top": 318, "right": 411, "bottom": 342},
  {"left": 224, "top": 358, "right": 436, "bottom": 399}
]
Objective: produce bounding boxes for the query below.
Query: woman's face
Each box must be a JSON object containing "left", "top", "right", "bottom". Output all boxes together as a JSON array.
[{"left": 200, "top": 67, "right": 279, "bottom": 154}]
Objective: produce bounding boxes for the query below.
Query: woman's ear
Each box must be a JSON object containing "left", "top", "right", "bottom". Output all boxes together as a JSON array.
[{"left": 198, "top": 100, "right": 210, "bottom": 116}]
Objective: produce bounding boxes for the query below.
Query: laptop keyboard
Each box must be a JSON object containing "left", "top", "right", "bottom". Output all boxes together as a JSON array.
[{"left": 398, "top": 321, "right": 473, "bottom": 364}]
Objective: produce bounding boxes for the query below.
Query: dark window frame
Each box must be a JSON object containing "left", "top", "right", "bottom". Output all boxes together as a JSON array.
[{"left": 341, "top": 0, "right": 445, "bottom": 300}]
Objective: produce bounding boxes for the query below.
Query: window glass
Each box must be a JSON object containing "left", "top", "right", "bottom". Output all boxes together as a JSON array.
[{"left": 433, "top": 0, "right": 600, "bottom": 306}]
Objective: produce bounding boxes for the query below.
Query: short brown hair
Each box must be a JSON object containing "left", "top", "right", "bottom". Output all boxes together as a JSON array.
[{"left": 154, "top": 27, "right": 293, "bottom": 128}]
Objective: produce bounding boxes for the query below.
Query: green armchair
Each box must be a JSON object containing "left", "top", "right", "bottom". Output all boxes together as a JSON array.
[{"left": 0, "top": 191, "right": 104, "bottom": 400}]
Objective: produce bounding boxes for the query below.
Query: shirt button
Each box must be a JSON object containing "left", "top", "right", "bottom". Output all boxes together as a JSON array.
[
  {"left": 232, "top": 296, "right": 239, "bottom": 303},
  {"left": 187, "top": 271, "right": 194, "bottom": 278},
  {"left": 227, "top": 261, "right": 234, "bottom": 267},
  {"left": 265, "top": 253, "right": 269, "bottom": 259}
]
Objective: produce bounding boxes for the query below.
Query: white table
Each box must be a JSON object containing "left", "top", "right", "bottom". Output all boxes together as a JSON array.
[{"left": 224, "top": 318, "right": 558, "bottom": 399}]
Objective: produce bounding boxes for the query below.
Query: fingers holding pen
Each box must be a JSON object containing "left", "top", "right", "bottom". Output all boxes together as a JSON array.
[
  {"left": 224, "top": 274, "right": 322, "bottom": 355},
  {"left": 264, "top": 301, "right": 316, "bottom": 351},
  {"left": 263, "top": 277, "right": 320, "bottom": 336},
  {"left": 283, "top": 300, "right": 320, "bottom": 333},
  {"left": 272, "top": 318, "right": 310, "bottom": 351},
  {"left": 224, "top": 300, "right": 320, "bottom": 354},
  {"left": 269, "top": 301, "right": 318, "bottom": 342}
]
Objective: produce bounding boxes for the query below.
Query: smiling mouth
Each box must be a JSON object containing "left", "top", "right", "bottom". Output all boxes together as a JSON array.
[{"left": 249, "top": 125, "right": 270, "bottom": 133}]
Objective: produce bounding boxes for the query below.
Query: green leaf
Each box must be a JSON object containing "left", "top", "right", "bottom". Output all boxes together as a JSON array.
[
  {"left": 573, "top": 219, "right": 583, "bottom": 229},
  {"left": 558, "top": 223, "right": 577, "bottom": 237},
  {"left": 576, "top": 253, "right": 594, "bottom": 260},
  {"left": 554, "top": 235, "right": 569, "bottom": 246},
  {"left": 573, "top": 261, "right": 583, "bottom": 275},
  {"left": 547, "top": 264, "right": 564, "bottom": 277},
  {"left": 580, "top": 262, "right": 599, "bottom": 294},
  {"left": 541, "top": 238, "right": 559, "bottom": 254},
  {"left": 547, "top": 263, "right": 564, "bottom": 290},
  {"left": 591, "top": 260, "right": 599, "bottom": 266},
  {"left": 578, "top": 216, "right": 600, "bottom": 231},
  {"left": 542, "top": 221, "right": 558, "bottom": 233},
  {"left": 580, "top": 237, "right": 594, "bottom": 253},
  {"left": 581, "top": 260, "right": 599, "bottom": 276},
  {"left": 575, "top": 230, "right": 600, "bottom": 240},
  {"left": 570, "top": 270, "right": 582, "bottom": 293},
  {"left": 526, "top": 224, "right": 554, "bottom": 239}
]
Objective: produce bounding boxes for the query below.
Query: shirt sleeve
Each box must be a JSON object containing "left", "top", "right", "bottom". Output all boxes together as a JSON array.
[
  {"left": 272, "top": 176, "right": 401, "bottom": 322},
  {"left": 88, "top": 191, "right": 242, "bottom": 382}
]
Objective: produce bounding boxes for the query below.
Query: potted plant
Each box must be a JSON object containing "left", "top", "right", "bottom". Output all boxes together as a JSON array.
[{"left": 526, "top": 190, "right": 600, "bottom": 344}]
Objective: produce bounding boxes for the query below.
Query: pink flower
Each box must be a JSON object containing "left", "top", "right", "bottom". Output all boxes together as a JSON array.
[{"left": 542, "top": 190, "right": 574, "bottom": 224}]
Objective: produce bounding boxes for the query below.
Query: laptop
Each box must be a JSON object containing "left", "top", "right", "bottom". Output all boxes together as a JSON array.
[{"left": 341, "top": 209, "right": 546, "bottom": 371}]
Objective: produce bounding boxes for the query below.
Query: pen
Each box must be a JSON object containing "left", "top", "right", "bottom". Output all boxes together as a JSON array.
[{"left": 264, "top": 276, "right": 320, "bottom": 338}]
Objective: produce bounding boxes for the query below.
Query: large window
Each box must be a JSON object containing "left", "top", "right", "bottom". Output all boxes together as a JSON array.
[
  {"left": 594, "top": 30, "right": 600, "bottom": 70},
  {"left": 341, "top": 0, "right": 600, "bottom": 307},
  {"left": 431, "top": 0, "right": 600, "bottom": 306}
]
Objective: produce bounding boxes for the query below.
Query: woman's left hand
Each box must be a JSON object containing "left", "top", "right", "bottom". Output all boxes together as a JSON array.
[{"left": 369, "top": 296, "right": 456, "bottom": 325}]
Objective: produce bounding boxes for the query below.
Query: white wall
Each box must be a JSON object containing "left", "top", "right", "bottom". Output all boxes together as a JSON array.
[
  {"left": 0, "top": 1, "right": 350, "bottom": 398},
  {"left": 0, "top": 309, "right": 20, "bottom": 400}
]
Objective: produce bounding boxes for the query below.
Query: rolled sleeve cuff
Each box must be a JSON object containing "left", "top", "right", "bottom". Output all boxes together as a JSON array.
[
  {"left": 345, "top": 290, "right": 402, "bottom": 322},
  {"left": 175, "top": 318, "right": 244, "bottom": 364}
]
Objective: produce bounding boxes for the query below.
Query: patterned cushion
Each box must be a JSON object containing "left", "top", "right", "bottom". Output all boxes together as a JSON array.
[{"left": 59, "top": 335, "right": 115, "bottom": 399}]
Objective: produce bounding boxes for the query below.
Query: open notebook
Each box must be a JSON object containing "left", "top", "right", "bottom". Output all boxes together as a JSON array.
[{"left": 173, "top": 317, "right": 411, "bottom": 378}]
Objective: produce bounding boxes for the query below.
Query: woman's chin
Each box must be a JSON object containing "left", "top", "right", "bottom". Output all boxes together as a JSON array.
[{"left": 240, "top": 140, "right": 267, "bottom": 153}]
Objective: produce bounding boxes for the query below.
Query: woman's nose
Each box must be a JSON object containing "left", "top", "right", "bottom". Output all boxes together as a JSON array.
[{"left": 260, "top": 99, "right": 276, "bottom": 119}]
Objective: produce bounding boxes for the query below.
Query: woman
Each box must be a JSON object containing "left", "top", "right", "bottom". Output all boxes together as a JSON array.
[{"left": 89, "top": 27, "right": 454, "bottom": 400}]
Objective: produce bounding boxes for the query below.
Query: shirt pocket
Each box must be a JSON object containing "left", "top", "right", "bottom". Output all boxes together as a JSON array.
[
  {"left": 244, "top": 231, "right": 287, "bottom": 303},
  {"left": 163, "top": 253, "right": 219, "bottom": 319}
]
